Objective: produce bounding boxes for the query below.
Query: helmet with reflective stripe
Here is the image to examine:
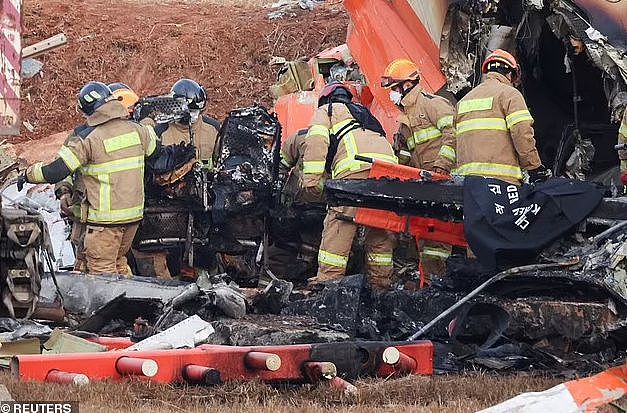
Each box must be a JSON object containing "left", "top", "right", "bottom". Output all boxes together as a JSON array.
[
  {"left": 78, "top": 81, "right": 113, "bottom": 116},
  {"left": 381, "top": 59, "right": 420, "bottom": 88},
  {"left": 482, "top": 49, "right": 519, "bottom": 76},
  {"left": 318, "top": 80, "right": 353, "bottom": 107},
  {"left": 171, "top": 78, "right": 207, "bottom": 110},
  {"left": 108, "top": 82, "right": 139, "bottom": 115}
]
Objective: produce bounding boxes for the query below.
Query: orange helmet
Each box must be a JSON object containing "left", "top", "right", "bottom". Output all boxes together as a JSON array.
[
  {"left": 108, "top": 82, "right": 139, "bottom": 115},
  {"left": 381, "top": 59, "right": 420, "bottom": 88},
  {"left": 481, "top": 49, "right": 519, "bottom": 76}
]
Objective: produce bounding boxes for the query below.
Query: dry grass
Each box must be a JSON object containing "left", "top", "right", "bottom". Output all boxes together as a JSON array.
[{"left": 0, "top": 372, "right": 562, "bottom": 412}]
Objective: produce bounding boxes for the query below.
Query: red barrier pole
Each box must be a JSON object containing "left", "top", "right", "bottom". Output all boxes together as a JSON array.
[
  {"left": 183, "top": 365, "right": 221, "bottom": 385},
  {"left": 116, "top": 357, "right": 159, "bottom": 377},
  {"left": 303, "top": 361, "right": 337, "bottom": 382},
  {"left": 329, "top": 376, "right": 358, "bottom": 395},
  {"left": 382, "top": 347, "right": 417, "bottom": 374},
  {"left": 244, "top": 352, "right": 282, "bottom": 371},
  {"left": 45, "top": 370, "right": 90, "bottom": 386}
]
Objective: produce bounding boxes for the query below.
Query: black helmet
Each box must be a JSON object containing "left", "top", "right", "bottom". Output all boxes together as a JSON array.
[
  {"left": 318, "top": 80, "right": 353, "bottom": 107},
  {"left": 78, "top": 81, "right": 113, "bottom": 115},
  {"left": 108, "top": 82, "right": 131, "bottom": 92},
  {"left": 170, "top": 79, "right": 207, "bottom": 110}
]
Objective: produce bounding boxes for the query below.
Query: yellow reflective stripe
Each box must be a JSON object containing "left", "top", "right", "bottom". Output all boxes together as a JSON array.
[
  {"left": 146, "top": 127, "right": 157, "bottom": 156},
  {"left": 318, "top": 249, "right": 348, "bottom": 268},
  {"left": 98, "top": 173, "right": 110, "bottom": 213},
  {"left": 303, "top": 161, "right": 325, "bottom": 174},
  {"left": 413, "top": 127, "right": 442, "bottom": 145},
  {"left": 81, "top": 155, "right": 144, "bottom": 176},
  {"left": 406, "top": 135, "right": 416, "bottom": 150},
  {"left": 308, "top": 125, "right": 330, "bottom": 139},
  {"left": 457, "top": 162, "right": 523, "bottom": 180},
  {"left": 361, "top": 152, "right": 398, "bottom": 164},
  {"left": 439, "top": 145, "right": 456, "bottom": 161},
  {"left": 367, "top": 252, "right": 393, "bottom": 266},
  {"left": 103, "top": 132, "right": 141, "bottom": 153},
  {"left": 330, "top": 119, "right": 354, "bottom": 134},
  {"left": 458, "top": 97, "right": 493, "bottom": 114},
  {"left": 621, "top": 160, "right": 627, "bottom": 172},
  {"left": 88, "top": 204, "right": 144, "bottom": 223},
  {"left": 58, "top": 146, "right": 82, "bottom": 172},
  {"left": 31, "top": 162, "right": 45, "bottom": 182},
  {"left": 505, "top": 110, "right": 533, "bottom": 128},
  {"left": 421, "top": 247, "right": 450, "bottom": 259},
  {"left": 620, "top": 123, "right": 627, "bottom": 138},
  {"left": 399, "top": 150, "right": 412, "bottom": 158},
  {"left": 436, "top": 115, "right": 454, "bottom": 130},
  {"left": 455, "top": 118, "right": 507, "bottom": 135}
]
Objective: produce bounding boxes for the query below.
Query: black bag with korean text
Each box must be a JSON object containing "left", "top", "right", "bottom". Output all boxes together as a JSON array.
[{"left": 463, "top": 176, "right": 602, "bottom": 270}]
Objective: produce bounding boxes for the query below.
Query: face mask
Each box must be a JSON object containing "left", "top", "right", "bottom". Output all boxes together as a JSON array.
[
  {"left": 389, "top": 90, "right": 403, "bottom": 105},
  {"left": 189, "top": 110, "right": 200, "bottom": 124}
]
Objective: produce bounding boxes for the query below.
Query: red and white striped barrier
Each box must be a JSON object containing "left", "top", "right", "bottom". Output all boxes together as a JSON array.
[
  {"left": 0, "top": 0, "right": 21, "bottom": 135},
  {"left": 478, "top": 364, "right": 627, "bottom": 413}
]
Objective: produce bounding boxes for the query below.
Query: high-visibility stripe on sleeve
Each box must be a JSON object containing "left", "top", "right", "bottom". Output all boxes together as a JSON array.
[
  {"left": 367, "top": 252, "right": 393, "bottom": 266},
  {"left": 439, "top": 145, "right": 456, "bottom": 162},
  {"left": 621, "top": 160, "right": 627, "bottom": 172},
  {"left": 303, "top": 160, "right": 325, "bottom": 174},
  {"left": 506, "top": 110, "right": 533, "bottom": 128},
  {"left": 31, "top": 162, "right": 45, "bottom": 183},
  {"left": 620, "top": 123, "right": 627, "bottom": 138},
  {"left": 308, "top": 125, "right": 330, "bottom": 139},
  {"left": 455, "top": 118, "right": 508, "bottom": 135},
  {"left": 399, "top": 150, "right": 412, "bottom": 158},
  {"left": 318, "top": 249, "right": 348, "bottom": 268},
  {"left": 458, "top": 97, "right": 493, "bottom": 114},
  {"left": 413, "top": 127, "right": 442, "bottom": 145},
  {"left": 436, "top": 115, "right": 454, "bottom": 130},
  {"left": 58, "top": 146, "right": 82, "bottom": 172}
]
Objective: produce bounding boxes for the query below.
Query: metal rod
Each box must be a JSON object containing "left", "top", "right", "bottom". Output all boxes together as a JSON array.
[{"left": 406, "top": 258, "right": 580, "bottom": 341}]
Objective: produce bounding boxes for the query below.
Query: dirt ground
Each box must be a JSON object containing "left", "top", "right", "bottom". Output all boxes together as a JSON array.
[
  {"left": 17, "top": 0, "right": 347, "bottom": 143},
  {"left": 1, "top": 372, "right": 562, "bottom": 413}
]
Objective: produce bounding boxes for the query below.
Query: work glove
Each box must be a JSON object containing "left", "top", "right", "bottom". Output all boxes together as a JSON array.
[
  {"left": 620, "top": 171, "right": 627, "bottom": 186},
  {"left": 528, "top": 165, "right": 552, "bottom": 184},
  {"left": 433, "top": 166, "right": 451, "bottom": 179},
  {"left": 59, "top": 193, "right": 73, "bottom": 218},
  {"left": 16, "top": 174, "right": 27, "bottom": 192}
]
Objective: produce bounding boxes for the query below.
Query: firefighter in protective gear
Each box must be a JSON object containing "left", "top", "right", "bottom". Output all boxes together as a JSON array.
[
  {"left": 612, "top": 92, "right": 627, "bottom": 185},
  {"left": 22, "top": 81, "right": 158, "bottom": 276},
  {"left": 142, "top": 79, "right": 220, "bottom": 279},
  {"left": 382, "top": 59, "right": 456, "bottom": 281},
  {"left": 382, "top": 58, "right": 456, "bottom": 174},
  {"left": 455, "top": 49, "right": 545, "bottom": 186},
  {"left": 303, "top": 81, "right": 398, "bottom": 289},
  {"left": 109, "top": 83, "right": 139, "bottom": 116},
  {"left": 280, "top": 128, "right": 325, "bottom": 204},
  {"left": 156, "top": 79, "right": 220, "bottom": 166}
]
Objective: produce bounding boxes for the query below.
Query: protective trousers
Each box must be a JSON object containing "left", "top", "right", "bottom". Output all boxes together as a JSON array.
[
  {"left": 84, "top": 223, "right": 139, "bottom": 276},
  {"left": 70, "top": 221, "right": 87, "bottom": 272},
  {"left": 418, "top": 240, "right": 451, "bottom": 284},
  {"left": 314, "top": 205, "right": 394, "bottom": 289}
]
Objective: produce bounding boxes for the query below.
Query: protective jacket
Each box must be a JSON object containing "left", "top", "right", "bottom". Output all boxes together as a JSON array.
[
  {"left": 302, "top": 102, "right": 397, "bottom": 199},
  {"left": 54, "top": 129, "right": 87, "bottom": 219},
  {"left": 454, "top": 72, "right": 541, "bottom": 185},
  {"left": 395, "top": 85, "right": 456, "bottom": 171},
  {"left": 155, "top": 115, "right": 220, "bottom": 169},
  {"left": 618, "top": 110, "right": 627, "bottom": 173},
  {"left": 26, "top": 100, "right": 157, "bottom": 225},
  {"left": 280, "top": 129, "right": 308, "bottom": 170}
]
